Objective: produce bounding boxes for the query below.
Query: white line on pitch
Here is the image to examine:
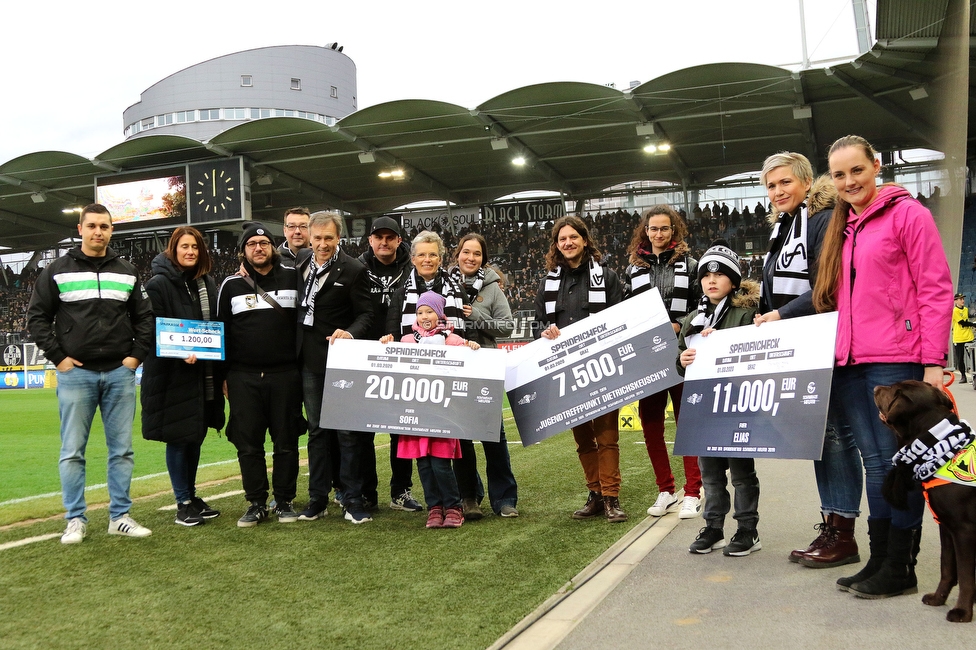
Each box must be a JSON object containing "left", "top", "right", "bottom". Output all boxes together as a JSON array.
[{"left": 0, "top": 533, "right": 61, "bottom": 551}]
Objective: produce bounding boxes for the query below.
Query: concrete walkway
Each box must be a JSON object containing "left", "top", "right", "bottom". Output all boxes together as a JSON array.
[{"left": 493, "top": 374, "right": 975, "bottom": 649}]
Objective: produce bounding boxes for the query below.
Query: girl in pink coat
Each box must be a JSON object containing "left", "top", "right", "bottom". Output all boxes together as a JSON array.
[{"left": 381, "top": 291, "right": 480, "bottom": 528}]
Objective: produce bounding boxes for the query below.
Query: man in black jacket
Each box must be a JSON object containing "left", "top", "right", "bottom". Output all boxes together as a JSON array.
[
  {"left": 27, "top": 203, "right": 154, "bottom": 544},
  {"left": 296, "top": 212, "right": 374, "bottom": 523},
  {"left": 357, "top": 217, "right": 423, "bottom": 513},
  {"left": 217, "top": 222, "right": 303, "bottom": 527}
]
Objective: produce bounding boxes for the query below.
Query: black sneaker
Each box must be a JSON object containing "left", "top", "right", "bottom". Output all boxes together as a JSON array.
[
  {"left": 274, "top": 501, "right": 299, "bottom": 523},
  {"left": 724, "top": 528, "right": 762, "bottom": 556},
  {"left": 689, "top": 527, "right": 726, "bottom": 554},
  {"left": 343, "top": 498, "right": 373, "bottom": 524},
  {"left": 390, "top": 489, "right": 423, "bottom": 512},
  {"left": 237, "top": 502, "right": 268, "bottom": 528},
  {"left": 298, "top": 498, "right": 328, "bottom": 521},
  {"left": 189, "top": 496, "right": 220, "bottom": 519},
  {"left": 176, "top": 501, "right": 204, "bottom": 527}
]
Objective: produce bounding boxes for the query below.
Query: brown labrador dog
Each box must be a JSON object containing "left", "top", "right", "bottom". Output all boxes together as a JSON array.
[{"left": 875, "top": 380, "right": 976, "bottom": 623}]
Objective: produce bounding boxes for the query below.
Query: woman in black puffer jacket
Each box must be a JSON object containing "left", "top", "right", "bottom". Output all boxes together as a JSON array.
[{"left": 141, "top": 227, "right": 225, "bottom": 526}]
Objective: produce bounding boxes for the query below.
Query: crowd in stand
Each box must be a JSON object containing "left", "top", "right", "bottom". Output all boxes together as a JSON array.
[{"left": 1, "top": 203, "right": 779, "bottom": 342}]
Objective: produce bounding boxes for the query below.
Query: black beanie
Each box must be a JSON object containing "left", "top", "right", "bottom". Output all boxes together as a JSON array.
[
  {"left": 239, "top": 222, "right": 271, "bottom": 252},
  {"left": 697, "top": 239, "right": 742, "bottom": 288}
]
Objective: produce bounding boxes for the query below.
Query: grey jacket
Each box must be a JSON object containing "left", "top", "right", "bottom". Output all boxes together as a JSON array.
[{"left": 458, "top": 266, "right": 514, "bottom": 348}]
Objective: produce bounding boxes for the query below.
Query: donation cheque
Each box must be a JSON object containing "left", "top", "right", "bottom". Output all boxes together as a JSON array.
[
  {"left": 673, "top": 311, "right": 838, "bottom": 460},
  {"left": 505, "top": 289, "right": 682, "bottom": 446},
  {"left": 155, "top": 317, "right": 225, "bottom": 361},
  {"left": 321, "top": 339, "right": 507, "bottom": 441}
]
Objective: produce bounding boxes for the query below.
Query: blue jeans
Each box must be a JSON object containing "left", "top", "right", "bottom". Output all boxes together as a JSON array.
[
  {"left": 831, "top": 363, "right": 925, "bottom": 528},
  {"left": 417, "top": 456, "right": 461, "bottom": 509},
  {"left": 813, "top": 388, "right": 863, "bottom": 517},
  {"left": 56, "top": 365, "right": 136, "bottom": 521},
  {"left": 166, "top": 441, "right": 202, "bottom": 503}
]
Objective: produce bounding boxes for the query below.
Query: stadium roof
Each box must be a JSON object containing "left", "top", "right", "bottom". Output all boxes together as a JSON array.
[{"left": 0, "top": 0, "right": 971, "bottom": 253}]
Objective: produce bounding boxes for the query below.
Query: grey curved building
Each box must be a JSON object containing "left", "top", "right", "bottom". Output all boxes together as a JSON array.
[{"left": 122, "top": 45, "right": 357, "bottom": 142}]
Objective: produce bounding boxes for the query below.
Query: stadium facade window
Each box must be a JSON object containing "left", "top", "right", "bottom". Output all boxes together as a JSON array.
[
  {"left": 225, "top": 107, "right": 247, "bottom": 120},
  {"left": 141, "top": 117, "right": 154, "bottom": 130},
  {"left": 176, "top": 110, "right": 194, "bottom": 123},
  {"left": 157, "top": 113, "right": 174, "bottom": 126},
  {"left": 291, "top": 78, "right": 301, "bottom": 90},
  {"left": 331, "top": 86, "right": 338, "bottom": 98},
  {"left": 241, "top": 74, "right": 252, "bottom": 87},
  {"left": 200, "top": 108, "right": 220, "bottom": 121}
]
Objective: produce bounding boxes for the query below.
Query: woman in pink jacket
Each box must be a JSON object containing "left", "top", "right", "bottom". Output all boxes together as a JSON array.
[{"left": 812, "top": 135, "right": 953, "bottom": 599}]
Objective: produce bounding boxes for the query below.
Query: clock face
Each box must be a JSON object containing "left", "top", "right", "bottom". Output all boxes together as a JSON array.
[{"left": 188, "top": 158, "right": 243, "bottom": 223}]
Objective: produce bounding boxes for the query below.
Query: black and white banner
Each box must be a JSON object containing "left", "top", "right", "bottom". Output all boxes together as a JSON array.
[
  {"left": 505, "top": 290, "right": 681, "bottom": 446},
  {"left": 673, "top": 312, "right": 838, "bottom": 459},
  {"left": 322, "top": 339, "right": 507, "bottom": 441}
]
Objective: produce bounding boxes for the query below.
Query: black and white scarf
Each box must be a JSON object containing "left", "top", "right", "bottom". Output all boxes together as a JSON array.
[
  {"left": 763, "top": 206, "right": 810, "bottom": 309},
  {"left": 628, "top": 246, "right": 692, "bottom": 319},
  {"left": 688, "top": 293, "right": 731, "bottom": 336},
  {"left": 892, "top": 417, "right": 976, "bottom": 482},
  {"left": 398, "top": 269, "right": 466, "bottom": 337},
  {"left": 301, "top": 249, "right": 340, "bottom": 327},
  {"left": 450, "top": 266, "right": 485, "bottom": 302},
  {"left": 194, "top": 276, "right": 216, "bottom": 401},
  {"left": 543, "top": 260, "right": 607, "bottom": 319}
]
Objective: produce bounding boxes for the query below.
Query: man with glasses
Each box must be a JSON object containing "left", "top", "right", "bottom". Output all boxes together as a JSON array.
[
  {"left": 217, "top": 222, "right": 304, "bottom": 527},
  {"left": 279, "top": 207, "right": 311, "bottom": 268}
]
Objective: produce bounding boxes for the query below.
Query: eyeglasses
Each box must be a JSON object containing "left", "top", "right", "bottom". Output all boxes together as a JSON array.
[
  {"left": 284, "top": 224, "right": 309, "bottom": 232},
  {"left": 646, "top": 226, "right": 673, "bottom": 234},
  {"left": 245, "top": 240, "right": 272, "bottom": 250}
]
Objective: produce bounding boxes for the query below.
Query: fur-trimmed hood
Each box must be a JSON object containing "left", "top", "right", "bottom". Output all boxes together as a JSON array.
[
  {"left": 767, "top": 174, "right": 837, "bottom": 225},
  {"left": 628, "top": 239, "right": 691, "bottom": 267},
  {"left": 731, "top": 278, "right": 760, "bottom": 309}
]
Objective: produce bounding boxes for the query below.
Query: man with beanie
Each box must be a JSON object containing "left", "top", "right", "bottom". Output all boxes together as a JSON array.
[
  {"left": 294, "top": 211, "right": 374, "bottom": 524},
  {"left": 357, "top": 216, "right": 424, "bottom": 513},
  {"left": 217, "top": 221, "right": 304, "bottom": 527}
]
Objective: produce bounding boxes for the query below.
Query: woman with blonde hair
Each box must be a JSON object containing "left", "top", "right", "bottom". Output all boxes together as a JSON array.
[{"left": 755, "top": 152, "right": 864, "bottom": 569}]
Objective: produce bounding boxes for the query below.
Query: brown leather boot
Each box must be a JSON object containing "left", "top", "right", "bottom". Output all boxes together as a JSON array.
[
  {"left": 789, "top": 514, "right": 830, "bottom": 563},
  {"left": 603, "top": 496, "right": 628, "bottom": 523},
  {"left": 800, "top": 513, "right": 860, "bottom": 568},
  {"left": 572, "top": 491, "right": 604, "bottom": 519}
]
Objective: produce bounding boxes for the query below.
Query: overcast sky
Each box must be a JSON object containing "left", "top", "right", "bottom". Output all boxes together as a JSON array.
[{"left": 0, "top": 0, "right": 872, "bottom": 164}]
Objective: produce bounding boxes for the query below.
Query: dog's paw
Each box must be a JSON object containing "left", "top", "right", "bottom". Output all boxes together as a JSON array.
[
  {"left": 946, "top": 607, "right": 972, "bottom": 623},
  {"left": 923, "top": 592, "right": 949, "bottom": 606}
]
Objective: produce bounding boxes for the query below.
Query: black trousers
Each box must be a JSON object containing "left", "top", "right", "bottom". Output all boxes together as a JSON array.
[
  {"left": 360, "top": 434, "right": 415, "bottom": 503},
  {"left": 226, "top": 368, "right": 303, "bottom": 504},
  {"left": 302, "top": 370, "right": 365, "bottom": 503}
]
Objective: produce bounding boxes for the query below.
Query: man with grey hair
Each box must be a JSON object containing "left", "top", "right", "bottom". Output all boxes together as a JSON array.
[{"left": 295, "top": 211, "right": 375, "bottom": 523}]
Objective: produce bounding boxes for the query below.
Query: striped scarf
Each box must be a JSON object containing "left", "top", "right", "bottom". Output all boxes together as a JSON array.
[
  {"left": 543, "top": 259, "right": 607, "bottom": 319},
  {"left": 301, "top": 249, "right": 340, "bottom": 327},
  {"left": 763, "top": 206, "right": 810, "bottom": 310},
  {"left": 449, "top": 266, "right": 485, "bottom": 302},
  {"left": 628, "top": 246, "right": 692, "bottom": 320},
  {"left": 688, "top": 293, "right": 730, "bottom": 336},
  {"left": 194, "top": 276, "right": 215, "bottom": 401},
  {"left": 398, "top": 269, "right": 466, "bottom": 337}
]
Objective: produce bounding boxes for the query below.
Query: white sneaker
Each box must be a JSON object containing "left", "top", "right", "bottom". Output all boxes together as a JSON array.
[
  {"left": 647, "top": 491, "right": 679, "bottom": 517},
  {"left": 678, "top": 496, "right": 702, "bottom": 519},
  {"left": 61, "top": 517, "right": 87, "bottom": 544},
  {"left": 108, "top": 514, "right": 152, "bottom": 538}
]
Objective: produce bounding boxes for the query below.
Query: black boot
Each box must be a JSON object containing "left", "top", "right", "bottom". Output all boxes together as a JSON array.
[
  {"left": 837, "top": 518, "right": 889, "bottom": 591},
  {"left": 849, "top": 526, "right": 919, "bottom": 599}
]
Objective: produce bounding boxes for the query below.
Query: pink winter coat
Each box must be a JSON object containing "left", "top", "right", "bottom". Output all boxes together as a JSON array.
[
  {"left": 395, "top": 324, "right": 465, "bottom": 460},
  {"left": 834, "top": 184, "right": 952, "bottom": 367}
]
